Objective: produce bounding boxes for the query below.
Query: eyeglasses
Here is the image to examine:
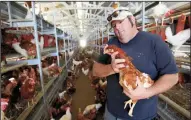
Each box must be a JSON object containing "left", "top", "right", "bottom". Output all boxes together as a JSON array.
[{"left": 107, "top": 10, "right": 131, "bottom": 22}]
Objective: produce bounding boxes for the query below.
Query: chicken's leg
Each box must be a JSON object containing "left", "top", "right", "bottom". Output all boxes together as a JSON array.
[
  {"left": 128, "top": 101, "right": 137, "bottom": 117},
  {"left": 27, "top": 99, "right": 36, "bottom": 108},
  {"left": 14, "top": 104, "right": 23, "bottom": 110},
  {"left": 124, "top": 100, "right": 137, "bottom": 117},
  {"left": 124, "top": 99, "right": 133, "bottom": 109}
]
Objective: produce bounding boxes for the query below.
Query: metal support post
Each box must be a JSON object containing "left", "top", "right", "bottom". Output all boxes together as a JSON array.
[
  {"left": 7, "top": 2, "right": 12, "bottom": 27},
  {"left": 101, "top": 15, "right": 104, "bottom": 53},
  {"left": 32, "top": 1, "right": 48, "bottom": 111},
  {"left": 64, "top": 33, "right": 67, "bottom": 68},
  {"left": 142, "top": 2, "right": 145, "bottom": 31},
  {"left": 53, "top": 14, "right": 60, "bottom": 67}
]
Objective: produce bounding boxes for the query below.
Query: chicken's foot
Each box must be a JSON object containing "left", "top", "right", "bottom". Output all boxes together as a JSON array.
[
  {"left": 14, "top": 104, "right": 23, "bottom": 110},
  {"left": 128, "top": 102, "right": 136, "bottom": 117},
  {"left": 27, "top": 99, "right": 36, "bottom": 108},
  {"left": 179, "top": 83, "right": 184, "bottom": 88},
  {"left": 124, "top": 99, "right": 132, "bottom": 109},
  {"left": 124, "top": 100, "right": 137, "bottom": 117}
]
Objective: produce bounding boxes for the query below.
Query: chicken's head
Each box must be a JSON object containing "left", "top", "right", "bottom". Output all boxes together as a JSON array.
[
  {"left": 104, "top": 45, "right": 126, "bottom": 57},
  {"left": 104, "top": 45, "right": 133, "bottom": 68},
  {"left": 28, "top": 78, "right": 36, "bottom": 86}
]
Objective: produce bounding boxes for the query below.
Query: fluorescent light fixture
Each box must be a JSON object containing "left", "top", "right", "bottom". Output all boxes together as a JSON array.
[{"left": 80, "top": 40, "right": 86, "bottom": 48}]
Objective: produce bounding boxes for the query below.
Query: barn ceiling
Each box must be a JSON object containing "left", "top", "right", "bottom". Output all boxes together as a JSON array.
[{"left": 4, "top": 1, "right": 191, "bottom": 41}]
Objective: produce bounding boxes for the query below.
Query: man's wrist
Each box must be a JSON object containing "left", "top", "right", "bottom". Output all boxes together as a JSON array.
[
  {"left": 145, "top": 86, "right": 155, "bottom": 98},
  {"left": 110, "top": 64, "right": 116, "bottom": 74}
]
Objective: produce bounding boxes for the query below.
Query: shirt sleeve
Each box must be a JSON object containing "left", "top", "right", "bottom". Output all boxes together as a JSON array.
[
  {"left": 97, "top": 54, "right": 111, "bottom": 64},
  {"left": 153, "top": 35, "right": 178, "bottom": 76},
  {"left": 97, "top": 37, "right": 115, "bottom": 64}
]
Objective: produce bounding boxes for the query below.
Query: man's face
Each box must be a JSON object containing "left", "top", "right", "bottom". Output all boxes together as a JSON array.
[{"left": 111, "top": 17, "right": 134, "bottom": 43}]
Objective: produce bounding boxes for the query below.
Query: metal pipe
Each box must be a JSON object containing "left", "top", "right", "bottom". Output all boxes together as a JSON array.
[
  {"left": 163, "top": 11, "right": 190, "bottom": 21},
  {"left": 142, "top": 2, "right": 145, "bottom": 31},
  {"left": 53, "top": 14, "right": 60, "bottom": 67},
  {"left": 7, "top": 2, "right": 12, "bottom": 27},
  {"left": 145, "top": 11, "right": 190, "bottom": 31},
  {"left": 159, "top": 94, "right": 190, "bottom": 119},
  {"left": 101, "top": 15, "right": 104, "bottom": 52},
  {"left": 134, "top": 2, "right": 159, "bottom": 16},
  {"left": 32, "top": 1, "right": 48, "bottom": 113},
  {"left": 64, "top": 32, "right": 67, "bottom": 68}
]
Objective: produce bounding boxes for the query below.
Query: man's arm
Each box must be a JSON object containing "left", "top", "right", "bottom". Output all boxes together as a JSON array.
[
  {"left": 92, "top": 61, "right": 115, "bottom": 77},
  {"left": 93, "top": 51, "right": 126, "bottom": 78},
  {"left": 147, "top": 73, "right": 178, "bottom": 97}
]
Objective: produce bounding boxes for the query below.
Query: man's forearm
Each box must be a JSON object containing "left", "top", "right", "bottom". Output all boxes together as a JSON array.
[
  {"left": 92, "top": 61, "right": 115, "bottom": 77},
  {"left": 147, "top": 73, "right": 178, "bottom": 97}
]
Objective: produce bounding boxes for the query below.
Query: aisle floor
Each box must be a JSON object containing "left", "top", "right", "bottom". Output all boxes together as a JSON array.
[{"left": 71, "top": 72, "right": 96, "bottom": 120}]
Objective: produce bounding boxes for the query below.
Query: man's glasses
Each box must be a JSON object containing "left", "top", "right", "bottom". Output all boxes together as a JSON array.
[{"left": 107, "top": 10, "right": 131, "bottom": 22}]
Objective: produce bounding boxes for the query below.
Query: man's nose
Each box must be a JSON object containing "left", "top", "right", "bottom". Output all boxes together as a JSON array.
[{"left": 115, "top": 23, "right": 121, "bottom": 30}]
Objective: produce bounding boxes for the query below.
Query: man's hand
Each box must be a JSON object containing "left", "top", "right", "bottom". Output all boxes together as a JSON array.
[
  {"left": 123, "top": 78, "right": 153, "bottom": 100},
  {"left": 104, "top": 44, "right": 126, "bottom": 73}
]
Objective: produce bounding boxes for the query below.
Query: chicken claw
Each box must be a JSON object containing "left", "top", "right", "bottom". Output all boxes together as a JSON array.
[{"left": 124, "top": 100, "right": 137, "bottom": 117}]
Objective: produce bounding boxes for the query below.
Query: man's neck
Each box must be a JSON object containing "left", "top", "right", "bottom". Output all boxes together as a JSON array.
[{"left": 123, "top": 29, "right": 139, "bottom": 43}]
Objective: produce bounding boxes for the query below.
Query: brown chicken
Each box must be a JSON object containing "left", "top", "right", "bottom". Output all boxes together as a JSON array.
[
  {"left": 47, "top": 64, "right": 62, "bottom": 77},
  {"left": 178, "top": 73, "right": 185, "bottom": 88},
  {"left": 104, "top": 45, "right": 154, "bottom": 117},
  {"left": 20, "top": 78, "right": 36, "bottom": 107},
  {"left": 58, "top": 40, "right": 64, "bottom": 50},
  {"left": 2, "top": 78, "right": 18, "bottom": 97}
]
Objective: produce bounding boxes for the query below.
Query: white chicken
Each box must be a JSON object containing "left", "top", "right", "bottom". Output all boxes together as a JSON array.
[
  {"left": 153, "top": 2, "right": 174, "bottom": 26},
  {"left": 82, "top": 68, "right": 89, "bottom": 76},
  {"left": 68, "top": 50, "right": 74, "bottom": 57},
  {"left": 59, "top": 90, "right": 66, "bottom": 99},
  {"left": 83, "top": 103, "right": 102, "bottom": 115},
  {"left": 86, "top": 50, "right": 93, "bottom": 55},
  {"left": 59, "top": 107, "right": 72, "bottom": 120},
  {"left": 12, "top": 41, "right": 28, "bottom": 58},
  {"left": 173, "top": 52, "right": 188, "bottom": 58},
  {"left": 25, "top": 3, "right": 33, "bottom": 19},
  {"left": 72, "top": 59, "right": 82, "bottom": 66},
  {"left": 99, "top": 79, "right": 107, "bottom": 88},
  {"left": 70, "top": 63, "right": 75, "bottom": 71},
  {"left": 165, "top": 26, "right": 190, "bottom": 51}
]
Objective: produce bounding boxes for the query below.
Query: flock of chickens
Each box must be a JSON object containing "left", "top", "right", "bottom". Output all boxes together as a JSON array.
[
  {"left": 47, "top": 48, "right": 107, "bottom": 120},
  {"left": 1, "top": 55, "right": 63, "bottom": 120},
  {"left": 1, "top": 27, "right": 68, "bottom": 65}
]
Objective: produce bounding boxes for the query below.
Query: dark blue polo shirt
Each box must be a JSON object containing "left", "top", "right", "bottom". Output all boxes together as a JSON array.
[{"left": 98, "top": 31, "right": 178, "bottom": 120}]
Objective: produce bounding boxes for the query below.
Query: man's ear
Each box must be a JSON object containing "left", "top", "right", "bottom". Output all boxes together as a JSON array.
[{"left": 130, "top": 16, "right": 136, "bottom": 25}]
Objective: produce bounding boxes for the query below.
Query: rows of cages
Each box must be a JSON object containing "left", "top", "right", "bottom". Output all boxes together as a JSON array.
[
  {"left": 1, "top": 1, "right": 80, "bottom": 120},
  {"left": 1, "top": 1, "right": 191, "bottom": 120}
]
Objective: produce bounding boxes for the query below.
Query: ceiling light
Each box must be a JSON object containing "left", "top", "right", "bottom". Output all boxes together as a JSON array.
[{"left": 80, "top": 40, "right": 86, "bottom": 48}]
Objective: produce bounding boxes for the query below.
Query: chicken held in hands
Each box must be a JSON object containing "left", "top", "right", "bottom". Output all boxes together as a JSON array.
[{"left": 104, "top": 45, "right": 154, "bottom": 117}]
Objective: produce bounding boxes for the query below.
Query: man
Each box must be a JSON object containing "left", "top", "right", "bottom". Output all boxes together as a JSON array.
[{"left": 92, "top": 7, "right": 178, "bottom": 120}]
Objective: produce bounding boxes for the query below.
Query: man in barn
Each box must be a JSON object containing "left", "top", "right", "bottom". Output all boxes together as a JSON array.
[{"left": 92, "top": 7, "right": 178, "bottom": 120}]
